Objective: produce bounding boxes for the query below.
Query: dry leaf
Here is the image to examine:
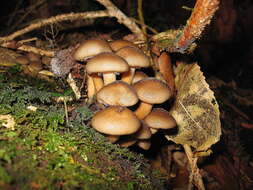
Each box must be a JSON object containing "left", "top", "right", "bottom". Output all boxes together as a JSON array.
[{"left": 166, "top": 63, "right": 221, "bottom": 152}]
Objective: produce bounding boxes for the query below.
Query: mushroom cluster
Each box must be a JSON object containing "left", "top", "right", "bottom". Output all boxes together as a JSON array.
[
  {"left": 74, "top": 38, "right": 177, "bottom": 150},
  {"left": 16, "top": 52, "right": 52, "bottom": 79}
]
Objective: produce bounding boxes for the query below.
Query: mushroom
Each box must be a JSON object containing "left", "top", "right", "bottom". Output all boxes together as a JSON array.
[
  {"left": 96, "top": 81, "right": 138, "bottom": 107},
  {"left": 118, "top": 137, "right": 137, "bottom": 148},
  {"left": 109, "top": 39, "right": 137, "bottom": 52},
  {"left": 16, "top": 56, "right": 29, "bottom": 65},
  {"left": 87, "top": 75, "right": 96, "bottom": 99},
  {"left": 137, "top": 140, "right": 151, "bottom": 150},
  {"left": 144, "top": 108, "right": 177, "bottom": 131},
  {"left": 91, "top": 106, "right": 140, "bottom": 135},
  {"left": 86, "top": 52, "right": 129, "bottom": 85},
  {"left": 134, "top": 122, "right": 152, "bottom": 140},
  {"left": 73, "top": 38, "right": 112, "bottom": 61},
  {"left": 27, "top": 61, "right": 43, "bottom": 75},
  {"left": 107, "top": 135, "right": 120, "bottom": 143},
  {"left": 116, "top": 46, "right": 150, "bottom": 84},
  {"left": 133, "top": 78, "right": 172, "bottom": 119},
  {"left": 132, "top": 71, "right": 148, "bottom": 84},
  {"left": 26, "top": 52, "right": 41, "bottom": 62}
]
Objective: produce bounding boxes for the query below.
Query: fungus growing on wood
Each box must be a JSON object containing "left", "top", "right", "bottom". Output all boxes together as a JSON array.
[
  {"left": 86, "top": 52, "right": 129, "bottom": 85},
  {"left": 109, "top": 39, "right": 136, "bottom": 52},
  {"left": 144, "top": 108, "right": 177, "bottom": 130},
  {"left": 91, "top": 106, "right": 140, "bottom": 135},
  {"left": 133, "top": 78, "right": 172, "bottom": 119},
  {"left": 97, "top": 81, "right": 138, "bottom": 107},
  {"left": 73, "top": 38, "right": 112, "bottom": 61},
  {"left": 116, "top": 46, "right": 150, "bottom": 84}
]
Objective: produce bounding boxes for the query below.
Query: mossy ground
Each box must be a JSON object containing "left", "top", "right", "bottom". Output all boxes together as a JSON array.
[{"left": 0, "top": 67, "right": 165, "bottom": 190}]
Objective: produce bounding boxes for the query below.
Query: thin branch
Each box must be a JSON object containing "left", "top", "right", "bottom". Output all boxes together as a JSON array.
[
  {"left": 0, "top": 11, "right": 109, "bottom": 43},
  {"left": 183, "top": 144, "right": 205, "bottom": 190},
  {"left": 173, "top": 0, "right": 220, "bottom": 52},
  {"left": 95, "top": 0, "right": 145, "bottom": 40},
  {"left": 137, "top": 0, "right": 147, "bottom": 37},
  {"left": 1, "top": 41, "right": 54, "bottom": 57},
  {"left": 151, "top": 0, "right": 220, "bottom": 53}
]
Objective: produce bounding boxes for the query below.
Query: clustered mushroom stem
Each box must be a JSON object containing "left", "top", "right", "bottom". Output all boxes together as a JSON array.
[
  {"left": 107, "top": 135, "right": 120, "bottom": 143},
  {"left": 87, "top": 75, "right": 96, "bottom": 99},
  {"left": 121, "top": 68, "right": 135, "bottom": 84},
  {"left": 91, "top": 74, "right": 104, "bottom": 91},
  {"left": 103, "top": 73, "right": 116, "bottom": 85},
  {"left": 134, "top": 102, "right": 153, "bottom": 119}
]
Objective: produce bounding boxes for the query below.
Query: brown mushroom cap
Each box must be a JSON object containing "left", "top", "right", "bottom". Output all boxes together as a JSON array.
[
  {"left": 86, "top": 52, "right": 129, "bottom": 74},
  {"left": 133, "top": 78, "right": 172, "bottom": 104},
  {"left": 73, "top": 39, "right": 112, "bottom": 61},
  {"left": 134, "top": 122, "right": 152, "bottom": 139},
  {"left": 144, "top": 108, "right": 177, "bottom": 129},
  {"left": 91, "top": 106, "right": 140, "bottom": 135},
  {"left": 132, "top": 71, "right": 148, "bottom": 84},
  {"left": 26, "top": 52, "right": 41, "bottom": 62},
  {"left": 116, "top": 46, "right": 150, "bottom": 68},
  {"left": 109, "top": 40, "right": 137, "bottom": 52},
  {"left": 97, "top": 81, "right": 138, "bottom": 107},
  {"left": 16, "top": 56, "right": 29, "bottom": 65},
  {"left": 118, "top": 137, "right": 137, "bottom": 147},
  {"left": 28, "top": 61, "right": 43, "bottom": 73}
]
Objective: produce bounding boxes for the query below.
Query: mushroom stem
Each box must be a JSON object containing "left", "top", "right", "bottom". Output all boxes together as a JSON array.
[
  {"left": 134, "top": 102, "right": 153, "bottom": 119},
  {"left": 103, "top": 73, "right": 116, "bottom": 85},
  {"left": 137, "top": 140, "right": 151, "bottom": 150},
  {"left": 87, "top": 75, "right": 96, "bottom": 99},
  {"left": 121, "top": 68, "right": 135, "bottom": 84},
  {"left": 91, "top": 74, "right": 104, "bottom": 91},
  {"left": 107, "top": 135, "right": 119, "bottom": 143},
  {"left": 150, "top": 128, "right": 158, "bottom": 134}
]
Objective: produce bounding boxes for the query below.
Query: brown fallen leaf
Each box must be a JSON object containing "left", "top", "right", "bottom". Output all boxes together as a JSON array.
[{"left": 166, "top": 63, "right": 221, "bottom": 152}]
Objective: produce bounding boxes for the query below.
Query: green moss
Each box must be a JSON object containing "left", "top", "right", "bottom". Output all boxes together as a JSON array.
[{"left": 0, "top": 72, "right": 165, "bottom": 190}]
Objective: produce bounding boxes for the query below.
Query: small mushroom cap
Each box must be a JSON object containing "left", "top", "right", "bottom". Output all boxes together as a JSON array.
[
  {"left": 97, "top": 81, "right": 138, "bottom": 106},
  {"left": 16, "top": 56, "right": 29, "bottom": 65},
  {"left": 133, "top": 78, "right": 172, "bottom": 104},
  {"left": 116, "top": 46, "right": 150, "bottom": 68},
  {"left": 132, "top": 71, "right": 148, "bottom": 84},
  {"left": 109, "top": 40, "right": 137, "bottom": 51},
  {"left": 134, "top": 122, "right": 152, "bottom": 139},
  {"left": 26, "top": 52, "right": 41, "bottom": 62},
  {"left": 74, "top": 39, "right": 112, "bottom": 61},
  {"left": 118, "top": 137, "right": 137, "bottom": 147},
  {"left": 86, "top": 52, "right": 129, "bottom": 74},
  {"left": 28, "top": 61, "right": 43, "bottom": 73},
  {"left": 91, "top": 106, "right": 141, "bottom": 135},
  {"left": 137, "top": 140, "right": 151, "bottom": 150},
  {"left": 144, "top": 108, "right": 177, "bottom": 129}
]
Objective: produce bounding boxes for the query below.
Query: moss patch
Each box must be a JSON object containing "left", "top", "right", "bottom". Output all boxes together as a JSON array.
[{"left": 0, "top": 71, "right": 165, "bottom": 190}]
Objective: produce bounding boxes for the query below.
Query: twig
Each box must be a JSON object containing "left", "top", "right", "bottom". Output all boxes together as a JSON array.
[
  {"left": 9, "top": 0, "right": 46, "bottom": 33},
  {"left": 95, "top": 0, "right": 145, "bottom": 40},
  {"left": 183, "top": 144, "right": 205, "bottom": 190},
  {"left": 137, "top": 0, "right": 147, "bottom": 37},
  {"left": 1, "top": 41, "right": 54, "bottom": 57},
  {"left": 67, "top": 73, "right": 81, "bottom": 100},
  {"left": 131, "top": 18, "right": 158, "bottom": 34},
  {"left": 173, "top": 0, "right": 220, "bottom": 52},
  {"left": 0, "top": 11, "right": 109, "bottom": 43},
  {"left": 151, "top": 0, "right": 220, "bottom": 53}
]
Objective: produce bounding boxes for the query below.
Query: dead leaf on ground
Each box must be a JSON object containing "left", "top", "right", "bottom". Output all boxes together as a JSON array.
[{"left": 166, "top": 63, "right": 221, "bottom": 152}]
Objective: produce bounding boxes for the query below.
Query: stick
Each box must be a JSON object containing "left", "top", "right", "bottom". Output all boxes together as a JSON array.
[
  {"left": 95, "top": 0, "right": 145, "bottom": 40},
  {"left": 0, "top": 11, "right": 109, "bottom": 43},
  {"left": 183, "top": 144, "right": 205, "bottom": 190}
]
